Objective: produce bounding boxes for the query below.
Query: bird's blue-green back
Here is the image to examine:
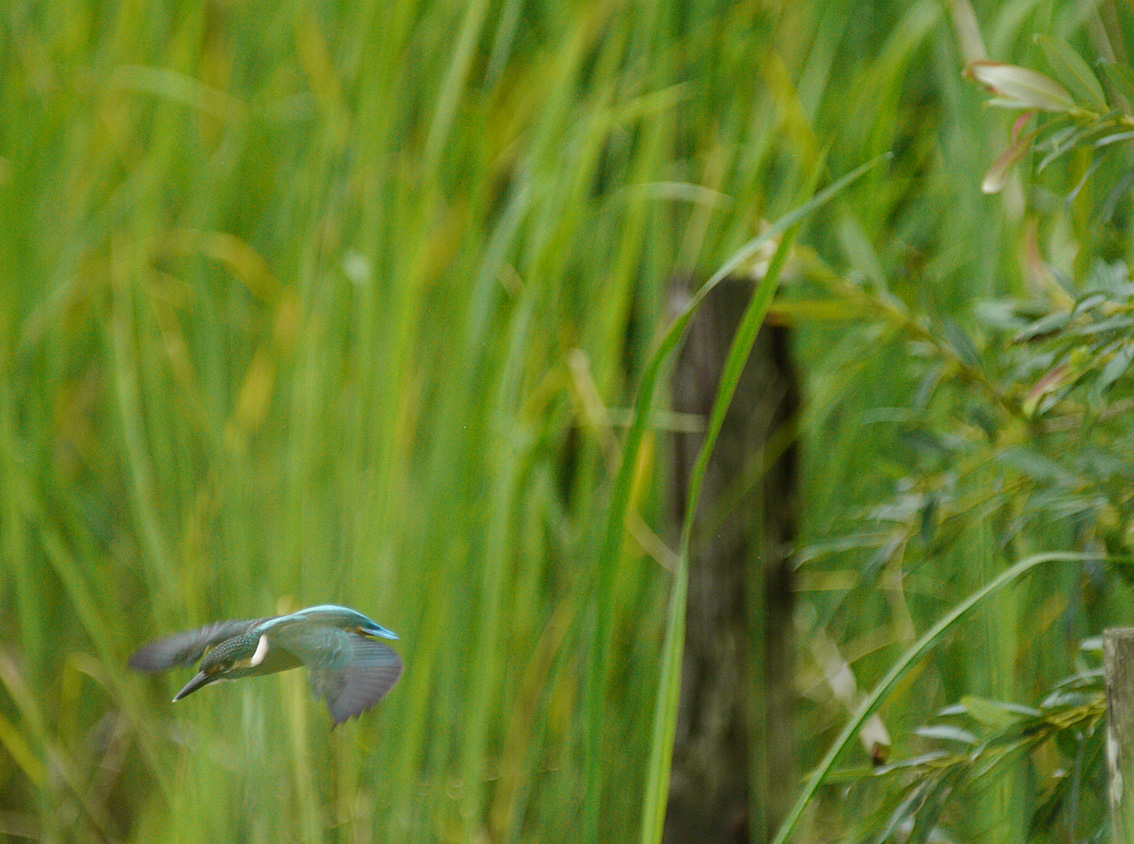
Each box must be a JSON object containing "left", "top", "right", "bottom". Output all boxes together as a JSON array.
[{"left": 255, "top": 604, "right": 398, "bottom": 642}]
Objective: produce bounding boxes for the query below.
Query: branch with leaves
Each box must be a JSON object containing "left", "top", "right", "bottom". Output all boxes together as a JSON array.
[{"left": 968, "top": 35, "right": 1134, "bottom": 193}]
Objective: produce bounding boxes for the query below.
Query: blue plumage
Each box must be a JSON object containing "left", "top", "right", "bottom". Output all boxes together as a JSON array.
[{"left": 130, "top": 604, "right": 403, "bottom": 726}]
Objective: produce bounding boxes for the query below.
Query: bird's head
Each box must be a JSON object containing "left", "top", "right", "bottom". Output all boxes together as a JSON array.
[{"left": 173, "top": 632, "right": 270, "bottom": 701}]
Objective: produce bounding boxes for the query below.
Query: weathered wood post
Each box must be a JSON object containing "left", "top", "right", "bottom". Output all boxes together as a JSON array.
[
  {"left": 666, "top": 275, "right": 799, "bottom": 844},
  {"left": 1106, "top": 628, "right": 1134, "bottom": 842}
]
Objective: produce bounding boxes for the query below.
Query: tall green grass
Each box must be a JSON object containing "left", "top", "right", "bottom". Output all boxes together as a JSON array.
[
  {"left": 0, "top": 1, "right": 811, "bottom": 840},
  {"left": 2, "top": 0, "right": 1126, "bottom": 841}
]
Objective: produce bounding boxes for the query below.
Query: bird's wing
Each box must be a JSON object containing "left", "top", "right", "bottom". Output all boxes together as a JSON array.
[
  {"left": 268, "top": 625, "right": 404, "bottom": 725},
  {"left": 128, "top": 619, "right": 267, "bottom": 673},
  {"left": 310, "top": 637, "right": 404, "bottom": 726}
]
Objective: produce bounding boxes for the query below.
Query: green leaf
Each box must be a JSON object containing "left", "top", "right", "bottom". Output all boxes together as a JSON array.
[
  {"left": 1013, "top": 311, "right": 1070, "bottom": 342},
  {"left": 873, "top": 751, "right": 952, "bottom": 775},
  {"left": 1098, "top": 341, "right": 1134, "bottom": 392},
  {"left": 944, "top": 320, "right": 980, "bottom": 366},
  {"left": 968, "top": 61, "right": 1076, "bottom": 112},
  {"left": 1095, "top": 130, "right": 1134, "bottom": 148},
  {"left": 975, "top": 299, "right": 1030, "bottom": 331},
  {"left": 1035, "top": 34, "right": 1107, "bottom": 111},
  {"left": 914, "top": 724, "right": 978, "bottom": 745},
  {"left": 960, "top": 695, "right": 1035, "bottom": 729},
  {"left": 1099, "top": 60, "right": 1134, "bottom": 111},
  {"left": 997, "top": 445, "right": 1077, "bottom": 485},
  {"left": 1073, "top": 293, "right": 1108, "bottom": 315}
]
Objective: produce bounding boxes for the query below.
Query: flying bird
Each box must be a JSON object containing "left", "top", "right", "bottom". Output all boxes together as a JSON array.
[{"left": 129, "top": 604, "right": 404, "bottom": 726}]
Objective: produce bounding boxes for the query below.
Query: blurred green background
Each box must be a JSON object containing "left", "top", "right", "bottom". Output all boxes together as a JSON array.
[{"left": 4, "top": 0, "right": 1134, "bottom": 841}]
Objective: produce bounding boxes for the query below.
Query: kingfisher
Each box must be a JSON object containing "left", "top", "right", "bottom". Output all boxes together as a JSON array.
[{"left": 129, "top": 604, "right": 404, "bottom": 726}]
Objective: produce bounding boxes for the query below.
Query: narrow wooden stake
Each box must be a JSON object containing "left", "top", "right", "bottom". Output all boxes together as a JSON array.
[
  {"left": 666, "top": 275, "right": 799, "bottom": 844},
  {"left": 1105, "top": 628, "right": 1134, "bottom": 843}
]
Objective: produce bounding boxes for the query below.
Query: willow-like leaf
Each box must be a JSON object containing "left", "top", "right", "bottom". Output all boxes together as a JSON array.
[
  {"left": 1034, "top": 34, "right": 1107, "bottom": 112},
  {"left": 969, "top": 61, "right": 1076, "bottom": 112}
]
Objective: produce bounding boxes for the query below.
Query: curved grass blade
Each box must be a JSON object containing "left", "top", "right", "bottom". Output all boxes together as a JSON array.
[
  {"left": 769, "top": 550, "right": 1098, "bottom": 844},
  {"left": 637, "top": 197, "right": 805, "bottom": 844}
]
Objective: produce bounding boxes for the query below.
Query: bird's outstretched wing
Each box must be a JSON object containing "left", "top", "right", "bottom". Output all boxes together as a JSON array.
[
  {"left": 309, "top": 638, "right": 404, "bottom": 726},
  {"left": 129, "top": 619, "right": 267, "bottom": 673},
  {"left": 269, "top": 625, "right": 404, "bottom": 725}
]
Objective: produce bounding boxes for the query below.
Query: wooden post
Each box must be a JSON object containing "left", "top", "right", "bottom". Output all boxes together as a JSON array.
[
  {"left": 1106, "top": 628, "right": 1134, "bottom": 842},
  {"left": 666, "top": 275, "right": 799, "bottom": 844}
]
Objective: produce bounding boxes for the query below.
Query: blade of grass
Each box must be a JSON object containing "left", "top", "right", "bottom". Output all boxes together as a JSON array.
[{"left": 638, "top": 183, "right": 809, "bottom": 844}]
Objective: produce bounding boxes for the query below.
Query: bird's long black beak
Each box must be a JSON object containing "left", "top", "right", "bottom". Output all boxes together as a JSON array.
[{"left": 173, "top": 671, "right": 214, "bottom": 702}]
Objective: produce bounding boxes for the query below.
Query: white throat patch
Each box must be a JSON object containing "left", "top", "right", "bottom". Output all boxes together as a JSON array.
[{"left": 249, "top": 634, "right": 270, "bottom": 667}]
